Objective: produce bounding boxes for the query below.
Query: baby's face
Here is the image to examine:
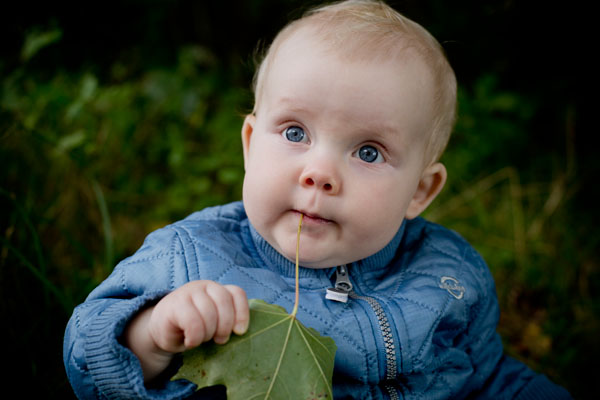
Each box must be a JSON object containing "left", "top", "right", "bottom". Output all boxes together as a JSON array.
[{"left": 242, "top": 31, "right": 436, "bottom": 268}]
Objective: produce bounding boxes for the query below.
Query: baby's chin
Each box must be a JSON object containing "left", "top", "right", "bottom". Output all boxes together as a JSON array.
[{"left": 280, "top": 248, "right": 354, "bottom": 269}]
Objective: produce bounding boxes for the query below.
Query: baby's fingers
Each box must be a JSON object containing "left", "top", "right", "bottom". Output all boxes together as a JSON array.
[
  {"left": 182, "top": 293, "right": 217, "bottom": 348},
  {"left": 203, "top": 282, "right": 239, "bottom": 344},
  {"left": 150, "top": 280, "right": 249, "bottom": 352},
  {"left": 225, "top": 285, "right": 249, "bottom": 335},
  {"left": 150, "top": 283, "right": 217, "bottom": 352}
]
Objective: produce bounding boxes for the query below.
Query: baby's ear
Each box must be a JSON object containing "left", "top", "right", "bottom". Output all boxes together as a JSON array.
[
  {"left": 405, "top": 162, "right": 447, "bottom": 219},
  {"left": 241, "top": 114, "right": 256, "bottom": 170}
]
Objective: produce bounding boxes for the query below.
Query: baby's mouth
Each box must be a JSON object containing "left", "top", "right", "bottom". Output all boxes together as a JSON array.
[{"left": 293, "top": 210, "right": 334, "bottom": 225}]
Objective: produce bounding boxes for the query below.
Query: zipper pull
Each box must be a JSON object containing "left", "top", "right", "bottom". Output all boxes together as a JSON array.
[{"left": 326, "top": 265, "right": 353, "bottom": 303}]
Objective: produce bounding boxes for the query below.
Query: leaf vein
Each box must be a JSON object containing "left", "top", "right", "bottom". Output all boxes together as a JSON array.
[
  {"left": 264, "top": 317, "right": 295, "bottom": 399},
  {"left": 296, "top": 323, "right": 333, "bottom": 399},
  {"left": 298, "top": 324, "right": 336, "bottom": 356}
]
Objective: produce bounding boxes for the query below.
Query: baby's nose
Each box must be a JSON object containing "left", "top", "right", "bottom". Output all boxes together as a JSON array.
[{"left": 299, "top": 168, "right": 340, "bottom": 194}]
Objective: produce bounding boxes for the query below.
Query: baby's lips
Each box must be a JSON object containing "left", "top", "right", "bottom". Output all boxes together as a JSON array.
[{"left": 295, "top": 209, "right": 333, "bottom": 223}]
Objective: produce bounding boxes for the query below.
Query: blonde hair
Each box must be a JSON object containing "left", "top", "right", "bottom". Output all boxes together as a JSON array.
[{"left": 252, "top": 0, "right": 457, "bottom": 164}]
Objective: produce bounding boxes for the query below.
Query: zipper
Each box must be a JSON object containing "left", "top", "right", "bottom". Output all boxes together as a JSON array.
[
  {"left": 328, "top": 265, "right": 399, "bottom": 399},
  {"left": 325, "top": 264, "right": 353, "bottom": 302}
]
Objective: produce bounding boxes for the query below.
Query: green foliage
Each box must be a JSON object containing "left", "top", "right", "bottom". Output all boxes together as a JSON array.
[
  {"left": 173, "top": 299, "right": 336, "bottom": 399},
  {"left": 20, "top": 27, "right": 63, "bottom": 62},
  {"left": 2, "top": 40, "right": 249, "bottom": 281},
  {"left": 1, "top": 29, "right": 250, "bottom": 398}
]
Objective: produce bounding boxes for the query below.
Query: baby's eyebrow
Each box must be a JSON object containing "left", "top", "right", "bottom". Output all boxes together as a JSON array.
[
  {"left": 350, "top": 120, "right": 401, "bottom": 141},
  {"left": 362, "top": 123, "right": 398, "bottom": 137},
  {"left": 271, "top": 97, "right": 313, "bottom": 115}
]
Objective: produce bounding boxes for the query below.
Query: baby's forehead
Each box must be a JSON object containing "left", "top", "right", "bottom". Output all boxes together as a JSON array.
[
  {"left": 274, "top": 23, "right": 426, "bottom": 69},
  {"left": 260, "top": 26, "right": 434, "bottom": 115},
  {"left": 262, "top": 32, "right": 436, "bottom": 147}
]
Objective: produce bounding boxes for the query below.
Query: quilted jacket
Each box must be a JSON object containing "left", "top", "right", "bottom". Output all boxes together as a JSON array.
[{"left": 64, "top": 201, "right": 571, "bottom": 399}]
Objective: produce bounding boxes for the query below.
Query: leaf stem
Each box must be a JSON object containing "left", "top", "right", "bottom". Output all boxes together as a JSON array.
[{"left": 291, "top": 214, "right": 303, "bottom": 317}]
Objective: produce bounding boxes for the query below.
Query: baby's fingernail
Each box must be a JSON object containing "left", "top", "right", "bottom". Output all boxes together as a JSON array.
[
  {"left": 214, "top": 334, "right": 230, "bottom": 344},
  {"left": 234, "top": 320, "right": 249, "bottom": 335}
]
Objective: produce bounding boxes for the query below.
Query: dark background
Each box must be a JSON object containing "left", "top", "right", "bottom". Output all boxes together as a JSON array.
[{"left": 1, "top": 1, "right": 595, "bottom": 398}]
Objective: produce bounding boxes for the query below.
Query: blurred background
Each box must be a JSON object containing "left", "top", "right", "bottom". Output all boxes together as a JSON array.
[{"left": 0, "top": 0, "right": 595, "bottom": 398}]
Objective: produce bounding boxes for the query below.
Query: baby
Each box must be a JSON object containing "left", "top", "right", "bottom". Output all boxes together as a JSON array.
[{"left": 64, "top": 1, "right": 572, "bottom": 399}]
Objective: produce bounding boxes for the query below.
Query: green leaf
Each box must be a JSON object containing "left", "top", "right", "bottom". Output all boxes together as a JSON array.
[{"left": 172, "top": 299, "right": 337, "bottom": 399}]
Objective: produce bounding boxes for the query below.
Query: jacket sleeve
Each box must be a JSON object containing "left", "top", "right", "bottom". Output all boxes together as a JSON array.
[
  {"left": 63, "top": 226, "right": 197, "bottom": 399},
  {"left": 462, "top": 246, "right": 572, "bottom": 400},
  {"left": 448, "top": 246, "right": 571, "bottom": 400},
  {"left": 396, "top": 242, "right": 571, "bottom": 400}
]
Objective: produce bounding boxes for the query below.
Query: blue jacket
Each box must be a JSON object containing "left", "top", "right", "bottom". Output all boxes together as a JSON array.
[{"left": 64, "top": 201, "right": 571, "bottom": 399}]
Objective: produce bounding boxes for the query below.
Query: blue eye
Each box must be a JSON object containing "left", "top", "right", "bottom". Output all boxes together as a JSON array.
[
  {"left": 357, "top": 145, "right": 382, "bottom": 163},
  {"left": 284, "top": 126, "right": 306, "bottom": 143}
]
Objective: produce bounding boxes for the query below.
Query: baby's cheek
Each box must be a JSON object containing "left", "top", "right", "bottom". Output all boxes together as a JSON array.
[{"left": 353, "top": 201, "right": 404, "bottom": 246}]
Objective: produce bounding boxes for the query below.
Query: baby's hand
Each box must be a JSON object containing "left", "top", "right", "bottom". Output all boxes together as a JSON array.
[
  {"left": 125, "top": 280, "right": 249, "bottom": 382},
  {"left": 150, "top": 280, "right": 249, "bottom": 352}
]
